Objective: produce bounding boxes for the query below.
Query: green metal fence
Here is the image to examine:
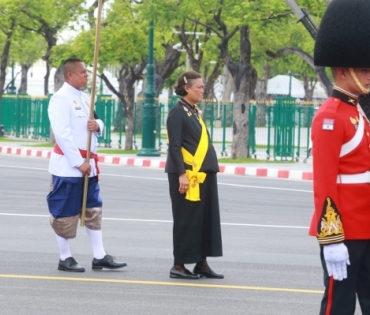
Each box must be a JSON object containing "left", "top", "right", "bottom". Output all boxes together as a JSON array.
[
  {"left": 0, "top": 94, "right": 319, "bottom": 161},
  {"left": 96, "top": 94, "right": 114, "bottom": 147},
  {"left": 1, "top": 94, "right": 50, "bottom": 140}
]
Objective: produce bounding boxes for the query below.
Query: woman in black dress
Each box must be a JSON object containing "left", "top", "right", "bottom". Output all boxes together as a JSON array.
[{"left": 166, "top": 71, "right": 223, "bottom": 280}]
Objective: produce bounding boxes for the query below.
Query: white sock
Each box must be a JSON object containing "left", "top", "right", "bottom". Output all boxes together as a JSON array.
[
  {"left": 85, "top": 227, "right": 106, "bottom": 259},
  {"left": 56, "top": 235, "right": 72, "bottom": 261}
]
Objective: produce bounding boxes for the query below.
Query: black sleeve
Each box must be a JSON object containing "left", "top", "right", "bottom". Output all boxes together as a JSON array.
[{"left": 167, "top": 107, "right": 186, "bottom": 175}]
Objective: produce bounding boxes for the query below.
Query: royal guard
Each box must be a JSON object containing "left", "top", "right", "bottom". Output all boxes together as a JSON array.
[{"left": 310, "top": 0, "right": 370, "bottom": 314}]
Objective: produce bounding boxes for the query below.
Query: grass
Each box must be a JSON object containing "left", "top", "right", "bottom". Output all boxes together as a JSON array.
[
  {"left": 28, "top": 143, "right": 54, "bottom": 147},
  {"left": 0, "top": 136, "right": 39, "bottom": 143},
  {"left": 97, "top": 149, "right": 139, "bottom": 154},
  {"left": 218, "top": 157, "right": 295, "bottom": 163}
]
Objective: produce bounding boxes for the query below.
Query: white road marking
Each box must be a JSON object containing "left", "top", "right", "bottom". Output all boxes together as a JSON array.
[
  {"left": 0, "top": 165, "right": 312, "bottom": 193},
  {"left": 0, "top": 213, "right": 309, "bottom": 229}
]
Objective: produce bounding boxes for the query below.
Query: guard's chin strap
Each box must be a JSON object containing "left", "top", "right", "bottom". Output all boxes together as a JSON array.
[{"left": 349, "top": 68, "right": 369, "bottom": 94}]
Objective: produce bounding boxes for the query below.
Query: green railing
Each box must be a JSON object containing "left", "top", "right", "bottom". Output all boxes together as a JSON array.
[
  {"left": 96, "top": 94, "right": 114, "bottom": 147},
  {"left": 0, "top": 94, "right": 319, "bottom": 160},
  {"left": 1, "top": 94, "right": 50, "bottom": 140}
]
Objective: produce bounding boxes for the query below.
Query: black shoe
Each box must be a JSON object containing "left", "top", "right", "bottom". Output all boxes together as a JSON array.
[
  {"left": 92, "top": 254, "right": 127, "bottom": 270},
  {"left": 193, "top": 268, "right": 224, "bottom": 279},
  {"left": 58, "top": 257, "right": 85, "bottom": 272},
  {"left": 170, "top": 267, "right": 200, "bottom": 280}
]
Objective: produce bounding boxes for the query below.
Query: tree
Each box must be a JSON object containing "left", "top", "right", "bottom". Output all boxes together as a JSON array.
[
  {"left": 10, "top": 30, "right": 46, "bottom": 93},
  {"left": 53, "top": 0, "right": 185, "bottom": 150},
  {"left": 0, "top": 0, "right": 19, "bottom": 100},
  {"left": 149, "top": 0, "right": 292, "bottom": 158},
  {"left": 17, "top": 0, "right": 85, "bottom": 95},
  {"left": 267, "top": 0, "right": 333, "bottom": 95},
  {"left": 52, "top": 0, "right": 149, "bottom": 150}
]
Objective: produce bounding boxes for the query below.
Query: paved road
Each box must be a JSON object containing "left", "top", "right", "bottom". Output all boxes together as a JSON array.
[{"left": 0, "top": 155, "right": 361, "bottom": 315}]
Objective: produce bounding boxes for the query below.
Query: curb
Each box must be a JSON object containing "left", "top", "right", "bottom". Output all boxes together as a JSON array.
[{"left": 0, "top": 146, "right": 313, "bottom": 181}]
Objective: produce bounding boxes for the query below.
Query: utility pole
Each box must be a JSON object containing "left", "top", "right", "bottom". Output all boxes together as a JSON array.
[{"left": 137, "top": 2, "right": 160, "bottom": 157}]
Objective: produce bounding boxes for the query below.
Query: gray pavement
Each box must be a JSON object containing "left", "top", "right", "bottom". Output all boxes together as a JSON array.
[{"left": 0, "top": 155, "right": 361, "bottom": 315}]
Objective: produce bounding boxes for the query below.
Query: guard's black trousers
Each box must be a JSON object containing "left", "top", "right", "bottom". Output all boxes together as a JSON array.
[{"left": 319, "top": 240, "right": 370, "bottom": 315}]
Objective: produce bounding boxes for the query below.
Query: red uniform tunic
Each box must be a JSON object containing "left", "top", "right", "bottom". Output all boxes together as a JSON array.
[{"left": 309, "top": 88, "right": 370, "bottom": 242}]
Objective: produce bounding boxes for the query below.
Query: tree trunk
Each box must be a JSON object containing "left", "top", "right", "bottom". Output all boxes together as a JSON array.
[
  {"left": 255, "top": 64, "right": 270, "bottom": 127},
  {"left": 124, "top": 101, "right": 134, "bottom": 150},
  {"left": 156, "top": 46, "right": 181, "bottom": 96},
  {"left": 203, "top": 62, "right": 221, "bottom": 100},
  {"left": 41, "top": 29, "right": 57, "bottom": 95},
  {"left": 43, "top": 59, "right": 51, "bottom": 95},
  {"left": 123, "top": 76, "right": 136, "bottom": 150},
  {"left": 231, "top": 67, "right": 253, "bottom": 158},
  {"left": 226, "top": 25, "right": 255, "bottom": 158},
  {"left": 221, "top": 65, "right": 234, "bottom": 101},
  {"left": 54, "top": 66, "right": 64, "bottom": 93},
  {"left": 302, "top": 75, "right": 316, "bottom": 101},
  {"left": 0, "top": 22, "right": 15, "bottom": 100},
  {"left": 18, "top": 64, "right": 31, "bottom": 94},
  {"left": 102, "top": 62, "right": 146, "bottom": 150}
]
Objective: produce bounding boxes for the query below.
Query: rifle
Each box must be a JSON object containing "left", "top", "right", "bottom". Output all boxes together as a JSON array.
[{"left": 285, "top": 0, "right": 319, "bottom": 39}]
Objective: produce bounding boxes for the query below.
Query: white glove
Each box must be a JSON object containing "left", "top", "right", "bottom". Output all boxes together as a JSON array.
[{"left": 323, "top": 243, "right": 350, "bottom": 281}]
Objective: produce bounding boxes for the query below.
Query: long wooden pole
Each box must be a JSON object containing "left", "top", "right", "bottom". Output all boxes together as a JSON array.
[{"left": 80, "top": 0, "right": 104, "bottom": 226}]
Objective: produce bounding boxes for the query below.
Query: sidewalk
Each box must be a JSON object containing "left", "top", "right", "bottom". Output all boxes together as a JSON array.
[{"left": 0, "top": 141, "right": 313, "bottom": 181}]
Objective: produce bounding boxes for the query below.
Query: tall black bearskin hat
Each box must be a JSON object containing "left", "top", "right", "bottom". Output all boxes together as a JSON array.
[{"left": 314, "top": 0, "right": 370, "bottom": 67}]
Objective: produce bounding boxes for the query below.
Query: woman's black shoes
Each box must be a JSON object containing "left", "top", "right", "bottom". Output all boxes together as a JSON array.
[
  {"left": 193, "top": 268, "right": 224, "bottom": 279},
  {"left": 170, "top": 267, "right": 200, "bottom": 279},
  {"left": 169, "top": 267, "right": 224, "bottom": 279}
]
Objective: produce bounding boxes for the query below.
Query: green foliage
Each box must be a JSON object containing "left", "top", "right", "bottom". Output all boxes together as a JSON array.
[
  {"left": 51, "top": 0, "right": 148, "bottom": 70},
  {"left": 10, "top": 30, "right": 46, "bottom": 66},
  {"left": 217, "top": 157, "right": 294, "bottom": 164},
  {"left": 14, "top": 0, "right": 85, "bottom": 36},
  {"left": 141, "top": 0, "right": 325, "bottom": 82},
  {"left": 1, "top": 0, "right": 330, "bottom": 96}
]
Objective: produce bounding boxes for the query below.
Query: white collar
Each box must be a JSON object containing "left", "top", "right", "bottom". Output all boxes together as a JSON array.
[{"left": 62, "top": 82, "right": 83, "bottom": 98}]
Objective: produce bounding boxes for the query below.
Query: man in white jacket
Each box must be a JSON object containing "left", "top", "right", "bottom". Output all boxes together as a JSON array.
[{"left": 47, "top": 57, "right": 126, "bottom": 272}]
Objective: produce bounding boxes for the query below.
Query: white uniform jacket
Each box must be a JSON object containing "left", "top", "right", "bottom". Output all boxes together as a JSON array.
[{"left": 48, "top": 82, "right": 104, "bottom": 177}]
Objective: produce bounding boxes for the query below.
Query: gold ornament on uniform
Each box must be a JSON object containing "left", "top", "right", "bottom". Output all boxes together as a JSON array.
[
  {"left": 183, "top": 106, "right": 192, "bottom": 117},
  {"left": 317, "top": 197, "right": 345, "bottom": 245},
  {"left": 348, "top": 97, "right": 356, "bottom": 105},
  {"left": 73, "top": 100, "right": 77, "bottom": 104}
]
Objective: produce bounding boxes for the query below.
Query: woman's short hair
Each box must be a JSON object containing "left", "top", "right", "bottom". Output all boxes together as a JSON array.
[{"left": 174, "top": 71, "right": 202, "bottom": 96}]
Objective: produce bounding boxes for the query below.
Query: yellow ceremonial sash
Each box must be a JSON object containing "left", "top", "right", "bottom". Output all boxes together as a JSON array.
[{"left": 181, "top": 117, "right": 208, "bottom": 202}]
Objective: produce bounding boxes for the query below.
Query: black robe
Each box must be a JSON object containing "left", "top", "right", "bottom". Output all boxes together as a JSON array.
[{"left": 166, "top": 99, "right": 223, "bottom": 264}]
